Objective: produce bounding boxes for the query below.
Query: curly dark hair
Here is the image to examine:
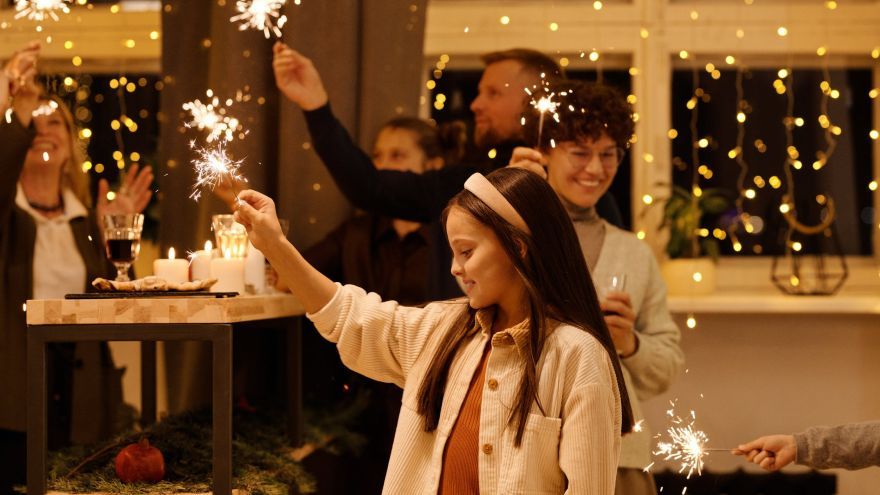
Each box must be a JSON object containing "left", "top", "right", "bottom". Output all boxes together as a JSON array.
[{"left": 521, "top": 80, "right": 635, "bottom": 151}]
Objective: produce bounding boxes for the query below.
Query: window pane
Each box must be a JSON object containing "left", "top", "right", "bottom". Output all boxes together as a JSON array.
[{"left": 671, "top": 67, "right": 874, "bottom": 256}]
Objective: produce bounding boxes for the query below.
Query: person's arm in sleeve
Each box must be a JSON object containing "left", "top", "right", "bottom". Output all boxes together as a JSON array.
[
  {"left": 621, "top": 247, "right": 685, "bottom": 400},
  {"left": 795, "top": 421, "right": 880, "bottom": 470},
  {"left": 303, "top": 104, "right": 472, "bottom": 222},
  {"left": 559, "top": 343, "right": 620, "bottom": 494},
  {"left": 273, "top": 41, "right": 471, "bottom": 222},
  {"left": 234, "top": 189, "right": 447, "bottom": 387}
]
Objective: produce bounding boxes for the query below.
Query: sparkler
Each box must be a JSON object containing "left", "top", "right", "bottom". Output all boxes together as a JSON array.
[
  {"left": 14, "top": 0, "right": 70, "bottom": 22},
  {"left": 230, "top": 0, "right": 289, "bottom": 39},
  {"left": 525, "top": 87, "right": 560, "bottom": 149},
  {"left": 648, "top": 400, "right": 732, "bottom": 482},
  {"left": 182, "top": 94, "right": 242, "bottom": 143},
  {"left": 189, "top": 141, "right": 247, "bottom": 202}
]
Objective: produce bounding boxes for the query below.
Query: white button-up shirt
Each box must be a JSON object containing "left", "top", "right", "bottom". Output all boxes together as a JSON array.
[
  {"left": 16, "top": 184, "right": 88, "bottom": 299},
  {"left": 308, "top": 283, "right": 622, "bottom": 494}
]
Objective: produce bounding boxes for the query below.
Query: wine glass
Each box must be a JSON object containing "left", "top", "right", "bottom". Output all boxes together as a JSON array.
[
  {"left": 599, "top": 273, "right": 627, "bottom": 316},
  {"left": 103, "top": 213, "right": 144, "bottom": 282},
  {"left": 212, "top": 214, "right": 248, "bottom": 258}
]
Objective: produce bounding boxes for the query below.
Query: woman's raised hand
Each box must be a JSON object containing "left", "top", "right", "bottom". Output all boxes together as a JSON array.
[
  {"left": 272, "top": 42, "right": 328, "bottom": 111},
  {"left": 507, "top": 147, "right": 547, "bottom": 179},
  {"left": 96, "top": 163, "right": 154, "bottom": 218},
  {"left": 3, "top": 41, "right": 40, "bottom": 97},
  {"left": 234, "top": 189, "right": 285, "bottom": 254}
]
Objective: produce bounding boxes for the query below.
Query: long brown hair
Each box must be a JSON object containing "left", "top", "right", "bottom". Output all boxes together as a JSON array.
[
  {"left": 39, "top": 94, "right": 90, "bottom": 208},
  {"left": 417, "top": 168, "right": 634, "bottom": 446}
]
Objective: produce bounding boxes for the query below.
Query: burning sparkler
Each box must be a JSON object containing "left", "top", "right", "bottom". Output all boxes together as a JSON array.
[
  {"left": 648, "top": 400, "right": 721, "bottom": 483},
  {"left": 230, "top": 0, "right": 290, "bottom": 39},
  {"left": 525, "top": 87, "right": 560, "bottom": 149},
  {"left": 189, "top": 141, "right": 247, "bottom": 202},
  {"left": 183, "top": 93, "right": 243, "bottom": 143},
  {"left": 14, "top": 0, "right": 70, "bottom": 22}
]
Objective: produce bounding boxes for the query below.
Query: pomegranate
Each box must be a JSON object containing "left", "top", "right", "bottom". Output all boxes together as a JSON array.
[{"left": 114, "top": 437, "right": 165, "bottom": 483}]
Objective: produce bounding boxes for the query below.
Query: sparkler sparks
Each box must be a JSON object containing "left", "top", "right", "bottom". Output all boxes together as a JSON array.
[
  {"left": 650, "top": 401, "right": 710, "bottom": 480},
  {"left": 525, "top": 87, "right": 561, "bottom": 148},
  {"left": 230, "top": 0, "right": 290, "bottom": 39},
  {"left": 14, "top": 0, "right": 70, "bottom": 22},
  {"left": 182, "top": 93, "right": 243, "bottom": 143},
  {"left": 189, "top": 141, "right": 247, "bottom": 202}
]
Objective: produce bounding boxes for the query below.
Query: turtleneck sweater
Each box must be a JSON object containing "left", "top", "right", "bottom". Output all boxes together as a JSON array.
[{"left": 561, "top": 197, "right": 605, "bottom": 271}]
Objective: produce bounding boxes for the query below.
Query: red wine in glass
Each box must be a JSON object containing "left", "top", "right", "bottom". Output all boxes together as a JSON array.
[
  {"left": 105, "top": 238, "right": 138, "bottom": 263},
  {"left": 103, "top": 214, "right": 144, "bottom": 282}
]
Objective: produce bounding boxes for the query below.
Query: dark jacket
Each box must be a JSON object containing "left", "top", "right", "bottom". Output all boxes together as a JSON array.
[
  {"left": 0, "top": 115, "right": 122, "bottom": 443},
  {"left": 302, "top": 103, "right": 624, "bottom": 299}
]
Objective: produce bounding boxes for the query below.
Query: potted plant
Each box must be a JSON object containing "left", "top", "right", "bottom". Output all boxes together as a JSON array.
[{"left": 659, "top": 185, "right": 730, "bottom": 295}]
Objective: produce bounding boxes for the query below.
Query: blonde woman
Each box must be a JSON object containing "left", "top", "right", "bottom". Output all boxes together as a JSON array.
[{"left": 1, "top": 44, "right": 153, "bottom": 491}]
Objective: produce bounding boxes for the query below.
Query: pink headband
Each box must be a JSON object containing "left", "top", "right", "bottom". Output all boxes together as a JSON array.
[{"left": 463, "top": 173, "right": 531, "bottom": 234}]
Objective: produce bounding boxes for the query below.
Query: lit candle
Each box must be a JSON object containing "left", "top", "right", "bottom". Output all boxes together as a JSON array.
[
  {"left": 210, "top": 249, "right": 245, "bottom": 294},
  {"left": 190, "top": 240, "right": 214, "bottom": 281},
  {"left": 153, "top": 247, "right": 190, "bottom": 285}
]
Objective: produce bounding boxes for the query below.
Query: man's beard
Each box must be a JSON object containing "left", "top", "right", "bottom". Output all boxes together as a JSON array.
[{"left": 474, "top": 124, "right": 510, "bottom": 149}]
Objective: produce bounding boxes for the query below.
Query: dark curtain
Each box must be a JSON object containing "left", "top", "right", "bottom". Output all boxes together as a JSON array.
[{"left": 158, "top": 0, "right": 427, "bottom": 412}]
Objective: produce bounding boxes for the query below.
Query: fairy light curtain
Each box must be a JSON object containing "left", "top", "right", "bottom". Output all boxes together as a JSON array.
[{"left": 157, "top": 0, "right": 427, "bottom": 413}]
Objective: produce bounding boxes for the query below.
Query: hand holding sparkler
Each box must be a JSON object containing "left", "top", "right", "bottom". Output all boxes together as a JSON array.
[
  {"left": 233, "top": 189, "right": 284, "bottom": 255},
  {"left": 272, "top": 42, "right": 328, "bottom": 111},
  {"left": 507, "top": 146, "right": 547, "bottom": 179},
  {"left": 733, "top": 434, "right": 797, "bottom": 471}
]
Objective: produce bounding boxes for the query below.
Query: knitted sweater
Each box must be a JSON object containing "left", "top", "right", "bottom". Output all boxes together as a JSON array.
[
  {"left": 795, "top": 421, "right": 880, "bottom": 470},
  {"left": 584, "top": 219, "right": 685, "bottom": 468}
]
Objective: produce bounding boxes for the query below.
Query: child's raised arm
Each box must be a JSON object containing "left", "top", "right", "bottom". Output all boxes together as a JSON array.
[{"left": 234, "top": 189, "right": 337, "bottom": 313}]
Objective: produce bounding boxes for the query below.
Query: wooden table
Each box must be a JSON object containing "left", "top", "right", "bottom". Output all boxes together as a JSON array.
[{"left": 25, "top": 294, "right": 305, "bottom": 495}]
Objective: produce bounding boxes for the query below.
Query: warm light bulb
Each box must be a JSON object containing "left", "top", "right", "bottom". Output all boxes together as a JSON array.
[
  {"left": 692, "top": 272, "right": 703, "bottom": 282},
  {"left": 686, "top": 316, "right": 697, "bottom": 329}
]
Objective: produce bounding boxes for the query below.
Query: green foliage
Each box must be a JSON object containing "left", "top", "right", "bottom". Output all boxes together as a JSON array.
[
  {"left": 34, "top": 396, "right": 369, "bottom": 495},
  {"left": 660, "top": 185, "right": 730, "bottom": 259}
]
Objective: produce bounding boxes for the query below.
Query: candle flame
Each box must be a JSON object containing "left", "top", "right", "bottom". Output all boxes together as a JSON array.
[
  {"left": 168, "top": 247, "right": 176, "bottom": 260},
  {"left": 205, "top": 240, "right": 213, "bottom": 252}
]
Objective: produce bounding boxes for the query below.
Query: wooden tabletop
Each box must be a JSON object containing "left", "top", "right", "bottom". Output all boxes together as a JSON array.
[{"left": 26, "top": 293, "right": 305, "bottom": 325}]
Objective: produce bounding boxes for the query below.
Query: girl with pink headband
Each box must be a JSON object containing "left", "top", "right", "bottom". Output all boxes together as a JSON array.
[{"left": 235, "top": 167, "right": 632, "bottom": 494}]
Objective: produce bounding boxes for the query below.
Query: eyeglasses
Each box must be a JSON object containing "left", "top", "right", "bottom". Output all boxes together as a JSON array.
[{"left": 562, "top": 144, "right": 626, "bottom": 171}]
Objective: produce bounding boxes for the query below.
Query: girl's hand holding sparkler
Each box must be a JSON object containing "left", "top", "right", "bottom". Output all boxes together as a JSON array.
[
  {"left": 272, "top": 42, "right": 328, "bottom": 111},
  {"left": 733, "top": 434, "right": 797, "bottom": 471},
  {"left": 233, "top": 189, "right": 285, "bottom": 255},
  {"left": 507, "top": 146, "right": 547, "bottom": 179}
]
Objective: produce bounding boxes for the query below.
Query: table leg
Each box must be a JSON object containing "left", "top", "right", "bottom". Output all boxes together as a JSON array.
[
  {"left": 287, "top": 318, "right": 303, "bottom": 446},
  {"left": 26, "top": 332, "right": 47, "bottom": 495},
  {"left": 141, "top": 341, "right": 157, "bottom": 426},
  {"left": 213, "top": 328, "right": 233, "bottom": 495}
]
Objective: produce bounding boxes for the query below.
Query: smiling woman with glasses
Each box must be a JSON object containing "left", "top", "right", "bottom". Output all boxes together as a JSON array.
[
  {"left": 508, "top": 80, "right": 684, "bottom": 495},
  {"left": 561, "top": 142, "right": 627, "bottom": 171}
]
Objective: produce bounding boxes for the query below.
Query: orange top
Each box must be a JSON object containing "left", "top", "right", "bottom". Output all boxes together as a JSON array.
[{"left": 438, "top": 343, "right": 491, "bottom": 494}]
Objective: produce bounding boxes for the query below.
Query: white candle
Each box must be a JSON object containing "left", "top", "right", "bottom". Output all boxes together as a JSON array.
[
  {"left": 210, "top": 251, "right": 245, "bottom": 294},
  {"left": 190, "top": 240, "right": 213, "bottom": 281},
  {"left": 153, "top": 247, "right": 189, "bottom": 285},
  {"left": 244, "top": 241, "right": 266, "bottom": 294}
]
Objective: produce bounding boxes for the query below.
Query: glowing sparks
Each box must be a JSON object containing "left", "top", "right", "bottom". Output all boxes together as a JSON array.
[
  {"left": 189, "top": 141, "right": 247, "bottom": 201},
  {"left": 14, "top": 0, "right": 70, "bottom": 22},
  {"left": 230, "top": 0, "right": 289, "bottom": 39},
  {"left": 31, "top": 100, "right": 59, "bottom": 117},
  {"left": 526, "top": 88, "right": 560, "bottom": 148},
  {"left": 633, "top": 419, "right": 645, "bottom": 432},
  {"left": 183, "top": 93, "right": 243, "bottom": 143},
  {"left": 650, "top": 402, "right": 711, "bottom": 480}
]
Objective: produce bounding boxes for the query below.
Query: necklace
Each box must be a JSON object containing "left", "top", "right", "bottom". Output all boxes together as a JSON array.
[{"left": 27, "top": 196, "right": 64, "bottom": 213}]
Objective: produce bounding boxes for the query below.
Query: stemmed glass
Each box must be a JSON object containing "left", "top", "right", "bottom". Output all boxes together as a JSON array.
[
  {"left": 212, "top": 214, "right": 248, "bottom": 258},
  {"left": 103, "top": 214, "right": 144, "bottom": 282}
]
